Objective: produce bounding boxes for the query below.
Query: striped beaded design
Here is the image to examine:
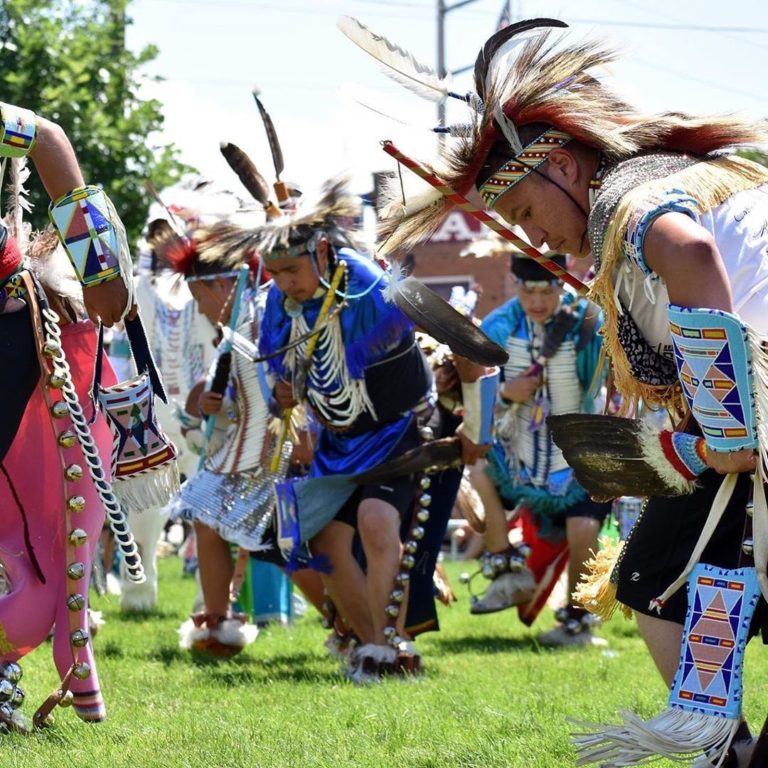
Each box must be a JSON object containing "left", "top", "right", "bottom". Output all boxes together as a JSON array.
[{"left": 479, "top": 128, "right": 571, "bottom": 208}]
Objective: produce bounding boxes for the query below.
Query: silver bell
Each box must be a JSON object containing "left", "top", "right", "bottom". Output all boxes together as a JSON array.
[
  {"left": 43, "top": 340, "right": 61, "bottom": 358},
  {"left": 48, "top": 373, "right": 66, "bottom": 389},
  {"left": 419, "top": 426, "right": 434, "bottom": 442},
  {"left": 67, "top": 593, "right": 86, "bottom": 612},
  {"left": 383, "top": 626, "right": 397, "bottom": 639},
  {"left": 8, "top": 685, "right": 24, "bottom": 709},
  {"left": 72, "top": 663, "right": 91, "bottom": 680},
  {"left": 419, "top": 494, "right": 432, "bottom": 508},
  {"left": 0, "top": 662, "right": 22, "bottom": 684},
  {"left": 742, "top": 538, "right": 754, "bottom": 557},
  {"left": 481, "top": 563, "right": 495, "bottom": 579},
  {"left": 68, "top": 528, "right": 88, "bottom": 547},
  {"left": 416, "top": 509, "right": 430, "bottom": 523},
  {"left": 70, "top": 629, "right": 89, "bottom": 648},
  {"left": 65, "top": 464, "right": 84, "bottom": 482},
  {"left": 67, "top": 496, "right": 86, "bottom": 513},
  {"left": 404, "top": 540, "right": 418, "bottom": 555},
  {"left": 387, "top": 633, "right": 402, "bottom": 649},
  {"left": 390, "top": 589, "right": 405, "bottom": 604},
  {"left": 58, "top": 431, "right": 77, "bottom": 448},
  {"left": 67, "top": 562, "right": 85, "bottom": 580},
  {"left": 746, "top": 502, "right": 754, "bottom": 518},
  {"left": 411, "top": 526, "right": 425, "bottom": 540},
  {"left": 565, "top": 618, "right": 583, "bottom": 635},
  {"left": 385, "top": 604, "right": 400, "bottom": 618},
  {"left": 51, "top": 401, "right": 69, "bottom": 419},
  {"left": 419, "top": 476, "right": 431, "bottom": 491},
  {"left": 401, "top": 554, "right": 416, "bottom": 570},
  {"left": 458, "top": 572, "right": 471, "bottom": 585},
  {"left": 517, "top": 543, "right": 532, "bottom": 558},
  {"left": 491, "top": 554, "right": 507, "bottom": 573},
  {"left": 394, "top": 572, "right": 410, "bottom": 587},
  {"left": 508, "top": 557, "right": 525, "bottom": 573},
  {"left": 58, "top": 691, "right": 75, "bottom": 708},
  {"left": 0, "top": 679, "right": 14, "bottom": 702}
]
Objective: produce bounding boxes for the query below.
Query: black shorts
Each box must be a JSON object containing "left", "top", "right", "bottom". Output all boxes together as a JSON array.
[
  {"left": 334, "top": 420, "right": 421, "bottom": 528},
  {"left": 616, "top": 470, "right": 754, "bottom": 624},
  {"left": 561, "top": 497, "right": 612, "bottom": 524},
  {"left": 335, "top": 474, "right": 417, "bottom": 527}
]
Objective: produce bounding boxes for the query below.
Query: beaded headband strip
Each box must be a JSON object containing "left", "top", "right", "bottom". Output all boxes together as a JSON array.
[{"left": 478, "top": 127, "right": 572, "bottom": 209}]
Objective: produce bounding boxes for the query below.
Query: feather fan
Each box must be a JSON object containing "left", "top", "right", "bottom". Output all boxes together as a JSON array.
[{"left": 337, "top": 15, "right": 459, "bottom": 104}]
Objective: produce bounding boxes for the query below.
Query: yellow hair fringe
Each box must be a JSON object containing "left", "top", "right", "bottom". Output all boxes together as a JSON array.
[
  {"left": 573, "top": 537, "right": 633, "bottom": 622},
  {"left": 590, "top": 155, "right": 768, "bottom": 415}
]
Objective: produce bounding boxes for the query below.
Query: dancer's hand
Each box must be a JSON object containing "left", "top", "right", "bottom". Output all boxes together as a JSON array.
[
  {"left": 83, "top": 278, "right": 131, "bottom": 327},
  {"left": 705, "top": 447, "right": 757, "bottom": 475},
  {"left": 500, "top": 372, "right": 541, "bottom": 404},
  {"left": 199, "top": 391, "right": 223, "bottom": 416},
  {"left": 274, "top": 381, "right": 297, "bottom": 409},
  {"left": 456, "top": 426, "right": 490, "bottom": 466}
]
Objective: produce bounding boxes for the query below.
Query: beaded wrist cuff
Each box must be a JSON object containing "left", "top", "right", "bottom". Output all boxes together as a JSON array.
[
  {"left": 658, "top": 431, "right": 708, "bottom": 480},
  {"left": 0, "top": 102, "right": 37, "bottom": 157},
  {"left": 669, "top": 304, "right": 758, "bottom": 453},
  {"left": 49, "top": 186, "right": 125, "bottom": 287}
]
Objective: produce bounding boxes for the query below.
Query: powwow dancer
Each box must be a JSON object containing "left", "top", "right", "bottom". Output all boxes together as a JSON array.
[
  {"left": 344, "top": 16, "right": 768, "bottom": 767},
  {"left": 467, "top": 253, "right": 609, "bottom": 645},
  {"left": 234, "top": 178, "right": 436, "bottom": 680},
  {"left": 164, "top": 221, "right": 285, "bottom": 656},
  {"left": 0, "top": 101, "right": 146, "bottom": 729}
]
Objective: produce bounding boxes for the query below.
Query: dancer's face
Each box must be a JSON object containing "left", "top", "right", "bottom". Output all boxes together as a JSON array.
[
  {"left": 517, "top": 282, "right": 563, "bottom": 325},
  {"left": 188, "top": 276, "right": 235, "bottom": 327},
  {"left": 491, "top": 149, "right": 592, "bottom": 258},
  {"left": 268, "top": 238, "right": 329, "bottom": 303}
]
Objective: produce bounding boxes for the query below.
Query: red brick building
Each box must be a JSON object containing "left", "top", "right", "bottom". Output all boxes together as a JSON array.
[{"left": 404, "top": 210, "right": 516, "bottom": 318}]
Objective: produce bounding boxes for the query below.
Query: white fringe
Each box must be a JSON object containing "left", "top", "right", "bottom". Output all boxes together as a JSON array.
[
  {"left": 114, "top": 462, "right": 181, "bottom": 513},
  {"left": 637, "top": 421, "right": 698, "bottom": 495},
  {"left": 572, "top": 708, "right": 740, "bottom": 767},
  {"left": 177, "top": 618, "right": 258, "bottom": 651}
]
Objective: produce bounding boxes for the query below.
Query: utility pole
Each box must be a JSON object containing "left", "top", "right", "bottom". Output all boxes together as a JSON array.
[{"left": 436, "top": 0, "right": 479, "bottom": 130}]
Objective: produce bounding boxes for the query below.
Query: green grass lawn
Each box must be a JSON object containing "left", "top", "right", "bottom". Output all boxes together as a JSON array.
[{"left": 5, "top": 557, "right": 768, "bottom": 768}]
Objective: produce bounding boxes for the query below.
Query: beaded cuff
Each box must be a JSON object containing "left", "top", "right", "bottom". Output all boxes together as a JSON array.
[
  {"left": 622, "top": 189, "right": 698, "bottom": 277},
  {"left": 0, "top": 102, "right": 37, "bottom": 157},
  {"left": 669, "top": 305, "right": 758, "bottom": 453},
  {"left": 49, "top": 186, "right": 125, "bottom": 287},
  {"left": 461, "top": 369, "right": 499, "bottom": 445},
  {"left": 658, "top": 431, "right": 708, "bottom": 480}
]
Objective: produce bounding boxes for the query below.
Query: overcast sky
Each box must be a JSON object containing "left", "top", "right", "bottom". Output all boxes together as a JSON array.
[{"left": 126, "top": 0, "right": 768, "bottom": 197}]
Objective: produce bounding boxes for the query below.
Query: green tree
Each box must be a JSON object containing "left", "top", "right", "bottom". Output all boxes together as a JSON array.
[
  {"left": 738, "top": 149, "right": 768, "bottom": 168},
  {"left": 0, "top": 0, "right": 192, "bottom": 247}
]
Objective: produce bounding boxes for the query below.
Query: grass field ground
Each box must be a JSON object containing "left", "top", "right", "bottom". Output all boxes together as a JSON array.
[{"left": 5, "top": 556, "right": 767, "bottom": 768}]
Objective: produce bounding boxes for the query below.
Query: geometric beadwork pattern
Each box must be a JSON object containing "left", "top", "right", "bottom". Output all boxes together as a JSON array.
[
  {"left": 669, "top": 564, "right": 759, "bottom": 719},
  {"left": 478, "top": 128, "right": 571, "bottom": 209},
  {"left": 48, "top": 186, "right": 123, "bottom": 286},
  {"left": 621, "top": 188, "right": 698, "bottom": 277},
  {"left": 668, "top": 304, "right": 757, "bottom": 452},
  {"left": 0, "top": 102, "right": 37, "bottom": 157},
  {"left": 98, "top": 373, "right": 177, "bottom": 480}
]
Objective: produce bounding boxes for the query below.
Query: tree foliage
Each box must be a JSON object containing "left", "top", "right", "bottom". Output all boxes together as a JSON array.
[
  {"left": 738, "top": 149, "right": 768, "bottom": 168},
  {"left": 0, "top": 0, "right": 192, "bottom": 246}
]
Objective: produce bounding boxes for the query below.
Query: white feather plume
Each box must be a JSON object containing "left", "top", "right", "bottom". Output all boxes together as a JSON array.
[
  {"left": 4, "top": 157, "right": 33, "bottom": 255},
  {"left": 377, "top": 171, "right": 443, "bottom": 219},
  {"left": 337, "top": 16, "right": 455, "bottom": 103}
]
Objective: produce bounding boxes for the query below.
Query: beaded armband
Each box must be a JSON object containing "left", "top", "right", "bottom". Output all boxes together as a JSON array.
[
  {"left": 49, "top": 186, "right": 126, "bottom": 287},
  {"left": 461, "top": 369, "right": 499, "bottom": 445},
  {"left": 669, "top": 304, "right": 758, "bottom": 453},
  {"left": 623, "top": 190, "right": 698, "bottom": 277},
  {"left": 0, "top": 102, "right": 37, "bottom": 157}
]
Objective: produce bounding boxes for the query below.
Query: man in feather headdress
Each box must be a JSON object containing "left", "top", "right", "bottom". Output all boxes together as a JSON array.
[
  {"left": 249, "top": 179, "right": 436, "bottom": 681},
  {"left": 362, "top": 17, "right": 768, "bottom": 767},
  {"left": 467, "top": 253, "right": 610, "bottom": 645}
]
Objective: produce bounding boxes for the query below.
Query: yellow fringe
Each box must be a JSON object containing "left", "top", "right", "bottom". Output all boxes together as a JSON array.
[
  {"left": 590, "top": 155, "right": 768, "bottom": 415},
  {"left": 0, "top": 624, "right": 17, "bottom": 654},
  {"left": 573, "top": 537, "right": 633, "bottom": 622}
]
